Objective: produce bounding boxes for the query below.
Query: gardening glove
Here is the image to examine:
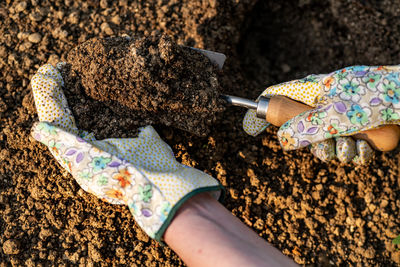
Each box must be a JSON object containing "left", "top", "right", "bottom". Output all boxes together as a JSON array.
[
  {"left": 30, "top": 63, "right": 223, "bottom": 242},
  {"left": 244, "top": 65, "right": 400, "bottom": 164}
]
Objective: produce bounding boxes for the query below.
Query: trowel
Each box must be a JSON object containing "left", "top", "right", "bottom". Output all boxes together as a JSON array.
[{"left": 195, "top": 48, "right": 400, "bottom": 151}]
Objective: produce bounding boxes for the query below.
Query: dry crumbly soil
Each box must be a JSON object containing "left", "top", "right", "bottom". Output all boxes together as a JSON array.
[
  {"left": 1, "top": 0, "right": 400, "bottom": 266},
  {"left": 63, "top": 33, "right": 224, "bottom": 139}
]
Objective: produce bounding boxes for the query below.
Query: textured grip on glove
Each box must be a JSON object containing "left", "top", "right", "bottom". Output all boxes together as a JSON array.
[{"left": 31, "top": 63, "right": 78, "bottom": 134}]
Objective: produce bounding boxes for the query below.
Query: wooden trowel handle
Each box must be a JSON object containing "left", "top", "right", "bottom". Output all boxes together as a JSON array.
[{"left": 266, "top": 95, "right": 400, "bottom": 151}]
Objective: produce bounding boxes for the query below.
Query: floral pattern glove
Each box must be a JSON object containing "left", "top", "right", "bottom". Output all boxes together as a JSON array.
[
  {"left": 30, "top": 63, "right": 223, "bottom": 242},
  {"left": 244, "top": 65, "right": 400, "bottom": 164}
]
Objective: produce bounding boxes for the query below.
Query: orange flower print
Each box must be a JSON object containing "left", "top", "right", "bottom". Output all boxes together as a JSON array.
[
  {"left": 280, "top": 132, "right": 296, "bottom": 150},
  {"left": 323, "top": 76, "right": 334, "bottom": 89},
  {"left": 48, "top": 140, "right": 60, "bottom": 153},
  {"left": 67, "top": 161, "right": 72, "bottom": 172},
  {"left": 105, "top": 189, "right": 124, "bottom": 200},
  {"left": 113, "top": 168, "right": 132, "bottom": 188},
  {"left": 327, "top": 125, "right": 338, "bottom": 135}
]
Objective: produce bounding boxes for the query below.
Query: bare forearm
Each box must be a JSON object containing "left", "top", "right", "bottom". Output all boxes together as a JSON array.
[{"left": 164, "top": 193, "right": 297, "bottom": 267}]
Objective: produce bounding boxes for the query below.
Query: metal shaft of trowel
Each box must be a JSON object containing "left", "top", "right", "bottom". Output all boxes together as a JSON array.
[{"left": 220, "top": 94, "right": 270, "bottom": 120}]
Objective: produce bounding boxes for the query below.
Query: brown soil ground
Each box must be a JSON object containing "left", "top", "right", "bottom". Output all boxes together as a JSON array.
[
  {"left": 63, "top": 33, "right": 224, "bottom": 139},
  {"left": 1, "top": 0, "right": 400, "bottom": 266}
]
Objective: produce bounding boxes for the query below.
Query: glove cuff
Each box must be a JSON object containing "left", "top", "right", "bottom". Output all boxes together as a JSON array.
[{"left": 153, "top": 186, "right": 224, "bottom": 243}]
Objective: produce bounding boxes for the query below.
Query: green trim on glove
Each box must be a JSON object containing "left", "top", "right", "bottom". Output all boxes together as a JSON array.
[{"left": 155, "top": 185, "right": 225, "bottom": 243}]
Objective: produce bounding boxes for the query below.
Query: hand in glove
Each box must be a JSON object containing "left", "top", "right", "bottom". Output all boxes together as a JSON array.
[
  {"left": 243, "top": 65, "right": 400, "bottom": 164},
  {"left": 30, "top": 63, "right": 223, "bottom": 242}
]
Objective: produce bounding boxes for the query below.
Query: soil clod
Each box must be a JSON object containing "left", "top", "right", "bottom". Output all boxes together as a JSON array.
[
  {"left": 62, "top": 33, "right": 225, "bottom": 139},
  {"left": 3, "top": 239, "right": 20, "bottom": 255}
]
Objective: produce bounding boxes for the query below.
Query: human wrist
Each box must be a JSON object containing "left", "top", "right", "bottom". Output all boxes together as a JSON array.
[{"left": 163, "top": 192, "right": 216, "bottom": 240}]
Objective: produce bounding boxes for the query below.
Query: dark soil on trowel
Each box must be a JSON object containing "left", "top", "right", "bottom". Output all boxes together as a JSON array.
[{"left": 62, "top": 33, "right": 224, "bottom": 139}]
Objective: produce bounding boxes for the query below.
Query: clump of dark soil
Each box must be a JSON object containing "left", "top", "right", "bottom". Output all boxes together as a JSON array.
[{"left": 62, "top": 33, "right": 224, "bottom": 139}]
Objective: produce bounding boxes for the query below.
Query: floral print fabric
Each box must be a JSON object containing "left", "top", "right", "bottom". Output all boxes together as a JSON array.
[
  {"left": 243, "top": 74, "right": 324, "bottom": 136},
  {"left": 32, "top": 122, "right": 173, "bottom": 238},
  {"left": 277, "top": 65, "right": 400, "bottom": 151},
  {"left": 30, "top": 64, "right": 222, "bottom": 241},
  {"left": 243, "top": 65, "right": 400, "bottom": 163}
]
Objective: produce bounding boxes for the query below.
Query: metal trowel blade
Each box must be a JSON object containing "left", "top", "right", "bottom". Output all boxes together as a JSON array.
[{"left": 189, "top": 47, "right": 226, "bottom": 70}]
